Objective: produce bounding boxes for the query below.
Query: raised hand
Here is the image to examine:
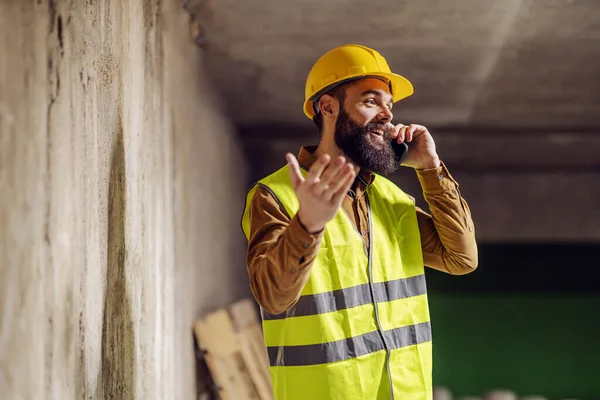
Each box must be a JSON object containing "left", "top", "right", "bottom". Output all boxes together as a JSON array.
[{"left": 286, "top": 153, "right": 356, "bottom": 233}]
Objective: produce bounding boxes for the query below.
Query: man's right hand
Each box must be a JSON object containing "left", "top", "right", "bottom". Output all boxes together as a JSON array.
[{"left": 286, "top": 153, "right": 356, "bottom": 234}]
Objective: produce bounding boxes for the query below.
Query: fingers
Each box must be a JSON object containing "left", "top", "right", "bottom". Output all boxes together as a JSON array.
[
  {"left": 405, "top": 124, "right": 418, "bottom": 142},
  {"left": 330, "top": 166, "right": 356, "bottom": 205},
  {"left": 305, "top": 154, "right": 330, "bottom": 185},
  {"left": 290, "top": 152, "right": 356, "bottom": 204},
  {"left": 396, "top": 124, "right": 407, "bottom": 143},
  {"left": 390, "top": 123, "right": 400, "bottom": 139},
  {"left": 312, "top": 156, "right": 346, "bottom": 196},
  {"left": 395, "top": 124, "right": 422, "bottom": 143},
  {"left": 286, "top": 153, "right": 304, "bottom": 190},
  {"left": 324, "top": 163, "right": 355, "bottom": 201}
]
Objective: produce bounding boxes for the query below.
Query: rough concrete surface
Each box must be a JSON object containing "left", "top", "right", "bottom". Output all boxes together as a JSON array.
[
  {"left": 199, "top": 0, "right": 600, "bottom": 128},
  {"left": 1, "top": 1, "right": 250, "bottom": 399}
]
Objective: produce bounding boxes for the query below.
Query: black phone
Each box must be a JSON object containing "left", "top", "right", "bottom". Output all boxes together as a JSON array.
[{"left": 391, "top": 140, "right": 408, "bottom": 163}]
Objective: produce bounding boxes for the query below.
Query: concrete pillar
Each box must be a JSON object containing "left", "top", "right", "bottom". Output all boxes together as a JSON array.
[{"left": 0, "top": 1, "right": 250, "bottom": 399}]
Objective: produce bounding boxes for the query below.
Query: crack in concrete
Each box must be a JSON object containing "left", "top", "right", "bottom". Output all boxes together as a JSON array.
[
  {"left": 48, "top": 0, "right": 57, "bottom": 33},
  {"left": 57, "top": 15, "right": 64, "bottom": 54}
]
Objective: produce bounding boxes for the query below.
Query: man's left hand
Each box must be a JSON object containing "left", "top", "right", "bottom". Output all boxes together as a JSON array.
[{"left": 391, "top": 123, "right": 441, "bottom": 170}]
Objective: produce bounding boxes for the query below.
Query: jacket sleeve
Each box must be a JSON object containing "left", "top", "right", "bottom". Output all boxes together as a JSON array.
[
  {"left": 246, "top": 186, "right": 324, "bottom": 314},
  {"left": 414, "top": 163, "right": 478, "bottom": 275}
]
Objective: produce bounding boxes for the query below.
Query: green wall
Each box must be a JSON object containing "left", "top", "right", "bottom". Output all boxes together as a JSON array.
[{"left": 429, "top": 294, "right": 600, "bottom": 400}]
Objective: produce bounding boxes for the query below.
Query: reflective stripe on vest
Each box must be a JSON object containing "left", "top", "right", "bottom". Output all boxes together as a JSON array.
[
  {"left": 262, "top": 274, "right": 427, "bottom": 320},
  {"left": 242, "top": 165, "right": 433, "bottom": 400},
  {"left": 266, "top": 321, "right": 432, "bottom": 366}
]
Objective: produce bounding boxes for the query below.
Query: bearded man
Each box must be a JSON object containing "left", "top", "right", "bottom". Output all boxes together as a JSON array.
[{"left": 241, "top": 44, "right": 478, "bottom": 400}]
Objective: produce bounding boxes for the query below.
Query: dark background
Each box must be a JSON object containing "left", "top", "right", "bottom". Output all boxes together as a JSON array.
[{"left": 427, "top": 243, "right": 600, "bottom": 399}]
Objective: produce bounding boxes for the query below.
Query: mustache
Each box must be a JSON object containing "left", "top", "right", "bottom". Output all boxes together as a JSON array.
[{"left": 364, "top": 122, "right": 392, "bottom": 138}]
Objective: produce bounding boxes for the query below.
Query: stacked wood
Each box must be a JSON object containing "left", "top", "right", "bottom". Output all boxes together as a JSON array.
[{"left": 194, "top": 299, "right": 273, "bottom": 400}]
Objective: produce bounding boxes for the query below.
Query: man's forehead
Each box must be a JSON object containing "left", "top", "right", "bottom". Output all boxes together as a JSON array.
[{"left": 349, "top": 78, "right": 392, "bottom": 99}]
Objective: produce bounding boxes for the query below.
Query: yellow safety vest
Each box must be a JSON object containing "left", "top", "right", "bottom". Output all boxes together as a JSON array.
[{"left": 242, "top": 165, "right": 432, "bottom": 400}]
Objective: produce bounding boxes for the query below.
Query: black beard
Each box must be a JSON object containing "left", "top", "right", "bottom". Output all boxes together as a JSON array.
[{"left": 333, "top": 107, "right": 401, "bottom": 175}]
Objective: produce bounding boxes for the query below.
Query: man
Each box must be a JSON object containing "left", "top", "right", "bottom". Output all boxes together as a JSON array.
[{"left": 241, "top": 44, "right": 478, "bottom": 400}]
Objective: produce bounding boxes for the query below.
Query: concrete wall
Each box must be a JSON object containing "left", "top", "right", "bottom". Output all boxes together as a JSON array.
[{"left": 0, "top": 1, "right": 250, "bottom": 399}]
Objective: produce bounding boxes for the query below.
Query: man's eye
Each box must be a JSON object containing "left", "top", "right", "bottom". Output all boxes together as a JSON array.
[{"left": 365, "top": 99, "right": 376, "bottom": 105}]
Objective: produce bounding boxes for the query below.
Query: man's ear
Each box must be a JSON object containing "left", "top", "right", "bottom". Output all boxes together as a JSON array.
[{"left": 318, "top": 95, "right": 338, "bottom": 118}]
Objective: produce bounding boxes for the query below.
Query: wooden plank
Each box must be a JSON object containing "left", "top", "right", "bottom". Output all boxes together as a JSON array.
[
  {"left": 229, "top": 298, "right": 260, "bottom": 331},
  {"left": 193, "top": 310, "right": 261, "bottom": 400},
  {"left": 238, "top": 332, "right": 273, "bottom": 400},
  {"left": 245, "top": 324, "right": 271, "bottom": 385},
  {"left": 228, "top": 299, "right": 273, "bottom": 400}
]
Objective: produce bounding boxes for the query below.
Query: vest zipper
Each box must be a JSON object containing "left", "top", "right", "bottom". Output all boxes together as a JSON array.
[
  {"left": 341, "top": 191, "right": 395, "bottom": 399},
  {"left": 365, "top": 193, "right": 395, "bottom": 400}
]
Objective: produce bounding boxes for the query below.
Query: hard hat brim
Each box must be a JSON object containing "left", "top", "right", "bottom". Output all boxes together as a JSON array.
[{"left": 303, "top": 72, "right": 414, "bottom": 119}]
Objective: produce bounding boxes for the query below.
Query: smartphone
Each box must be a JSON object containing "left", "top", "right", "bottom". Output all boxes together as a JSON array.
[{"left": 391, "top": 140, "right": 408, "bottom": 163}]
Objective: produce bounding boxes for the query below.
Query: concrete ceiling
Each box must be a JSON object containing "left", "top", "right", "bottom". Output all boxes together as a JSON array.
[{"left": 198, "top": 0, "right": 600, "bottom": 132}]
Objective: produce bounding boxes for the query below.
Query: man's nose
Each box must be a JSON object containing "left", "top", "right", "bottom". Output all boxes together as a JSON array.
[{"left": 377, "top": 107, "right": 393, "bottom": 122}]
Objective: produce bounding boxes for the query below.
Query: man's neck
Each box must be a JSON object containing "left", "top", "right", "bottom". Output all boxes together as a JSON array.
[{"left": 314, "top": 137, "right": 361, "bottom": 176}]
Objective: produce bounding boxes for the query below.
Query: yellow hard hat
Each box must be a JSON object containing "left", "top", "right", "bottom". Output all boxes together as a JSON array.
[{"left": 304, "top": 44, "right": 414, "bottom": 119}]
